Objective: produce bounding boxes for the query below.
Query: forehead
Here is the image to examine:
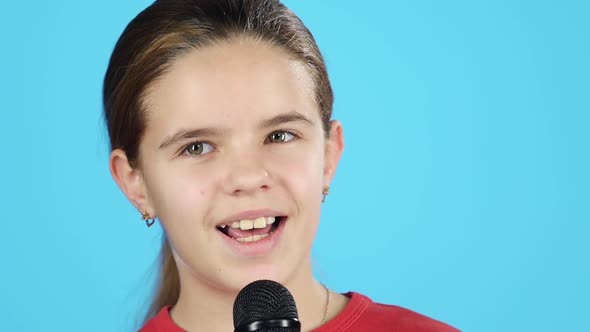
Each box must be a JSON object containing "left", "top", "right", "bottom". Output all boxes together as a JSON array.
[{"left": 142, "top": 39, "right": 318, "bottom": 131}]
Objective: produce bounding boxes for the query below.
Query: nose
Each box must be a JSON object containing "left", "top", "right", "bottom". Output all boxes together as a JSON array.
[{"left": 222, "top": 150, "right": 270, "bottom": 196}]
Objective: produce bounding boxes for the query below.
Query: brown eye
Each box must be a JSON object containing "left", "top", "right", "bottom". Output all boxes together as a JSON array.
[
  {"left": 268, "top": 131, "right": 295, "bottom": 143},
  {"left": 184, "top": 142, "right": 213, "bottom": 156},
  {"left": 187, "top": 143, "right": 203, "bottom": 155}
]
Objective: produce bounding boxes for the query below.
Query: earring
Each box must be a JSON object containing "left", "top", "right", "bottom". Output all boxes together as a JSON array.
[
  {"left": 141, "top": 212, "right": 156, "bottom": 228},
  {"left": 322, "top": 186, "right": 329, "bottom": 203}
]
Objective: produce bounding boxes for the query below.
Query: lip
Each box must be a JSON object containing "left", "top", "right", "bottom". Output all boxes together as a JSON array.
[
  {"left": 218, "top": 216, "right": 288, "bottom": 257},
  {"left": 216, "top": 208, "right": 287, "bottom": 226}
]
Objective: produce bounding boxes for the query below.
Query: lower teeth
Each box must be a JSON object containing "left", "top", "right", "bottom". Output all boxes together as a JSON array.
[{"left": 236, "top": 233, "right": 270, "bottom": 243}]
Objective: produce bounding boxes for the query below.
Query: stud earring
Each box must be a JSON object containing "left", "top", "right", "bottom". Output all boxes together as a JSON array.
[
  {"left": 322, "top": 186, "right": 330, "bottom": 203},
  {"left": 141, "top": 212, "right": 156, "bottom": 228}
]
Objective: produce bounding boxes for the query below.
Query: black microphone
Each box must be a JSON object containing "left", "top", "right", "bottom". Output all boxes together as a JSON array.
[{"left": 233, "top": 280, "right": 301, "bottom": 332}]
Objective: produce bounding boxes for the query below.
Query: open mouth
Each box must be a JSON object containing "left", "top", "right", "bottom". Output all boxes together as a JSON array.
[{"left": 216, "top": 216, "right": 286, "bottom": 243}]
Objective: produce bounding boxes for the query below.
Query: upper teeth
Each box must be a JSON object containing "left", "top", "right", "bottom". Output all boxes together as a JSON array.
[{"left": 219, "top": 216, "right": 276, "bottom": 231}]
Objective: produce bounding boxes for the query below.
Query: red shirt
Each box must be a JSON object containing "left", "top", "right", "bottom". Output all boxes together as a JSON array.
[{"left": 140, "top": 292, "right": 460, "bottom": 332}]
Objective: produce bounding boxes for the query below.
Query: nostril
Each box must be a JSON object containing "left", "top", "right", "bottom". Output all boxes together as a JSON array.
[{"left": 224, "top": 167, "right": 271, "bottom": 195}]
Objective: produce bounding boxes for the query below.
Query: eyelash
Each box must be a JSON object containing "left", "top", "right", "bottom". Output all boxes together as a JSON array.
[{"left": 178, "top": 129, "right": 300, "bottom": 158}]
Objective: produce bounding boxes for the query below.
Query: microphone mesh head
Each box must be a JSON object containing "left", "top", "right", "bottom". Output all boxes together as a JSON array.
[{"left": 233, "top": 280, "right": 299, "bottom": 331}]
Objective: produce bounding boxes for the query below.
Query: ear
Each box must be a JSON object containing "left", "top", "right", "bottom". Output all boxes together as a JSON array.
[
  {"left": 323, "top": 120, "right": 344, "bottom": 185},
  {"left": 109, "top": 149, "right": 154, "bottom": 216}
]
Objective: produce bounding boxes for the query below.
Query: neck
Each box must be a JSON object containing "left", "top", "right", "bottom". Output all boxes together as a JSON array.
[{"left": 170, "top": 257, "right": 329, "bottom": 332}]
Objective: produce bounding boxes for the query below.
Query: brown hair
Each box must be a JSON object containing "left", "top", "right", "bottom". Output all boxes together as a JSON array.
[{"left": 102, "top": 0, "right": 333, "bottom": 325}]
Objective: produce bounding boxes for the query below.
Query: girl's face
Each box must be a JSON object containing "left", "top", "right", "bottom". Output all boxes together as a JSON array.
[{"left": 114, "top": 39, "right": 343, "bottom": 292}]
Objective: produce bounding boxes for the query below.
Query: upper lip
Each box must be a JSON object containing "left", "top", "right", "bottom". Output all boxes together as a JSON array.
[{"left": 216, "top": 209, "right": 287, "bottom": 227}]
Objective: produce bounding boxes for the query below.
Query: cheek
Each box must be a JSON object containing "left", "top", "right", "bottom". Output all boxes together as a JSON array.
[
  {"left": 145, "top": 161, "right": 217, "bottom": 227},
  {"left": 267, "top": 144, "right": 325, "bottom": 197}
]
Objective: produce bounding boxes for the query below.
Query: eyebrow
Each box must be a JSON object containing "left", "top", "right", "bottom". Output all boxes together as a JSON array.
[
  {"left": 157, "top": 110, "right": 314, "bottom": 150},
  {"left": 259, "top": 111, "right": 314, "bottom": 129},
  {"left": 158, "top": 127, "right": 225, "bottom": 150}
]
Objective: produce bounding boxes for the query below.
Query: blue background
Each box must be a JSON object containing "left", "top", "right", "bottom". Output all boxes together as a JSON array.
[{"left": 1, "top": 1, "right": 588, "bottom": 331}]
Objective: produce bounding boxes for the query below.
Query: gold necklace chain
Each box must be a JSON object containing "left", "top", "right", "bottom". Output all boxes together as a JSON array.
[{"left": 321, "top": 283, "right": 331, "bottom": 325}]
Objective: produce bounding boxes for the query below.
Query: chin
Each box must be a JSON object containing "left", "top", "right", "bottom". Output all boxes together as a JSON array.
[{"left": 223, "top": 263, "right": 292, "bottom": 292}]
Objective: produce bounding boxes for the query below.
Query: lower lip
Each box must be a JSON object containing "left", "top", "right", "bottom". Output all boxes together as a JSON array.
[{"left": 218, "top": 218, "right": 287, "bottom": 257}]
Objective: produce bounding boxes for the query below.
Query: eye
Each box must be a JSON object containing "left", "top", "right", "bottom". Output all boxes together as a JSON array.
[
  {"left": 184, "top": 142, "right": 214, "bottom": 156},
  {"left": 268, "top": 130, "right": 297, "bottom": 143}
]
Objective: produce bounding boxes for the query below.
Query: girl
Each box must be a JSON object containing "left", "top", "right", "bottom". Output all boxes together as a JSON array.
[{"left": 103, "top": 0, "right": 459, "bottom": 331}]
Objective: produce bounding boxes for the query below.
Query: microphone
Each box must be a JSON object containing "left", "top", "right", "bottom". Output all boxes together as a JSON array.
[{"left": 233, "top": 280, "right": 301, "bottom": 332}]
